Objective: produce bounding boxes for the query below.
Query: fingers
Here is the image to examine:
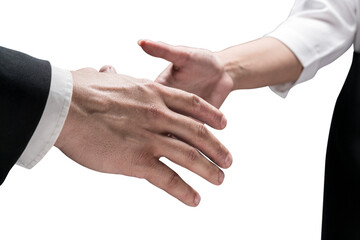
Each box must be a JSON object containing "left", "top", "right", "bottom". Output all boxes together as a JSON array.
[
  {"left": 159, "top": 85, "right": 227, "bottom": 130},
  {"left": 99, "top": 65, "right": 117, "bottom": 73},
  {"left": 138, "top": 39, "right": 188, "bottom": 66},
  {"left": 144, "top": 159, "right": 201, "bottom": 207},
  {"left": 156, "top": 135, "right": 225, "bottom": 185},
  {"left": 164, "top": 112, "right": 232, "bottom": 169}
]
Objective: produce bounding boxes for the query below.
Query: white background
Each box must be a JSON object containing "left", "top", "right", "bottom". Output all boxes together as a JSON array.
[{"left": 0, "top": 0, "right": 353, "bottom": 239}]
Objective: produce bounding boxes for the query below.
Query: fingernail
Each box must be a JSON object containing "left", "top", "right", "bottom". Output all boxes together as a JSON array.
[
  {"left": 221, "top": 115, "right": 227, "bottom": 128},
  {"left": 225, "top": 154, "right": 233, "bottom": 168},
  {"left": 218, "top": 171, "right": 225, "bottom": 184},
  {"left": 194, "top": 194, "right": 201, "bottom": 206},
  {"left": 137, "top": 39, "right": 144, "bottom": 46}
]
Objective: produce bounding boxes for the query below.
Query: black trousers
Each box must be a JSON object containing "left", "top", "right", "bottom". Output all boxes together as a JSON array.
[{"left": 322, "top": 52, "right": 360, "bottom": 239}]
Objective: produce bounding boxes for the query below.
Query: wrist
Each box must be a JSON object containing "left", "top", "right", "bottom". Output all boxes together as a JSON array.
[
  {"left": 54, "top": 70, "right": 79, "bottom": 150},
  {"left": 54, "top": 114, "right": 70, "bottom": 150},
  {"left": 214, "top": 49, "right": 244, "bottom": 91}
]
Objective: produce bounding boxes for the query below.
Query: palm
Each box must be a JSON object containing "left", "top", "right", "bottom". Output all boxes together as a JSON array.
[{"left": 139, "top": 40, "right": 233, "bottom": 108}]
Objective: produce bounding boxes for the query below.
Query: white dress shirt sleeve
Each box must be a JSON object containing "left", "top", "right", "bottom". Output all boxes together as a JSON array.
[
  {"left": 266, "top": 0, "right": 358, "bottom": 98},
  {"left": 16, "top": 65, "right": 73, "bottom": 169}
]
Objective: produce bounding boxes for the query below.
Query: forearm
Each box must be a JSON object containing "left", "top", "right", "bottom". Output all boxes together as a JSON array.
[
  {"left": 0, "top": 46, "right": 52, "bottom": 184},
  {"left": 216, "top": 37, "right": 303, "bottom": 90}
]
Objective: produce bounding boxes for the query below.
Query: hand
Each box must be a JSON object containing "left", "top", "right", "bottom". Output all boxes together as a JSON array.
[
  {"left": 55, "top": 66, "right": 232, "bottom": 207},
  {"left": 138, "top": 39, "right": 234, "bottom": 108}
]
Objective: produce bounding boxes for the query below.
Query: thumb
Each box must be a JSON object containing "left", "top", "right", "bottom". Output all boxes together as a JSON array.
[
  {"left": 99, "top": 65, "right": 117, "bottom": 74},
  {"left": 138, "top": 39, "right": 188, "bottom": 66}
]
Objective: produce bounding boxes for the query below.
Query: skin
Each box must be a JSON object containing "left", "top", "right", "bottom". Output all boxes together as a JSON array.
[
  {"left": 138, "top": 37, "right": 303, "bottom": 107},
  {"left": 55, "top": 67, "right": 232, "bottom": 207}
]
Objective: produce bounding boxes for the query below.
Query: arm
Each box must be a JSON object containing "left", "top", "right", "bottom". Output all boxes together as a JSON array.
[
  {"left": 138, "top": 37, "right": 301, "bottom": 106},
  {"left": 215, "top": 37, "right": 303, "bottom": 90},
  {"left": 139, "top": 0, "right": 358, "bottom": 104},
  {"left": 0, "top": 47, "right": 231, "bottom": 207},
  {"left": 0, "top": 46, "right": 52, "bottom": 184}
]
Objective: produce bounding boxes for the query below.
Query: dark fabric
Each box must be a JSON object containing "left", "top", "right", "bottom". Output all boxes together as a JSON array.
[
  {"left": 0, "top": 46, "right": 51, "bottom": 185},
  {"left": 322, "top": 52, "right": 360, "bottom": 239}
]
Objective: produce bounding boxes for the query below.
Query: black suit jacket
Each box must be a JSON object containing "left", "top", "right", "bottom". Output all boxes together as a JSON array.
[{"left": 0, "top": 46, "right": 51, "bottom": 185}]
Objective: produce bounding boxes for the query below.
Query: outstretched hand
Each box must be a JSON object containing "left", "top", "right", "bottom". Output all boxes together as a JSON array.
[
  {"left": 138, "top": 40, "right": 234, "bottom": 108},
  {"left": 55, "top": 66, "right": 232, "bottom": 207}
]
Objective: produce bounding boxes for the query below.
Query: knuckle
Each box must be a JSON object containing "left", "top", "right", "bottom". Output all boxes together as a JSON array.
[
  {"left": 206, "top": 161, "right": 218, "bottom": 173},
  {"left": 196, "top": 124, "right": 208, "bottom": 139},
  {"left": 191, "top": 94, "right": 201, "bottom": 110},
  {"left": 144, "top": 80, "right": 155, "bottom": 87},
  {"left": 152, "top": 81, "right": 162, "bottom": 90},
  {"left": 136, "top": 82, "right": 151, "bottom": 95},
  {"left": 146, "top": 104, "right": 166, "bottom": 119},
  {"left": 165, "top": 172, "right": 181, "bottom": 188},
  {"left": 137, "top": 149, "right": 154, "bottom": 161},
  {"left": 142, "top": 160, "right": 159, "bottom": 180},
  {"left": 209, "top": 165, "right": 221, "bottom": 179},
  {"left": 186, "top": 148, "right": 199, "bottom": 164},
  {"left": 215, "top": 144, "right": 228, "bottom": 159},
  {"left": 146, "top": 81, "right": 161, "bottom": 92},
  {"left": 213, "top": 112, "right": 224, "bottom": 125},
  {"left": 136, "top": 81, "right": 158, "bottom": 97},
  {"left": 155, "top": 84, "right": 169, "bottom": 97}
]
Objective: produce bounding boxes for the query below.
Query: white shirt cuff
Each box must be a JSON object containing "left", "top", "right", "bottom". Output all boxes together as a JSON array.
[
  {"left": 266, "top": 28, "right": 320, "bottom": 98},
  {"left": 16, "top": 66, "right": 73, "bottom": 169},
  {"left": 264, "top": 0, "right": 358, "bottom": 98}
]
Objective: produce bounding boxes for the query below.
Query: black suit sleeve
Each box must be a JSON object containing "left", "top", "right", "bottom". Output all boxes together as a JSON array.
[{"left": 0, "top": 46, "right": 51, "bottom": 185}]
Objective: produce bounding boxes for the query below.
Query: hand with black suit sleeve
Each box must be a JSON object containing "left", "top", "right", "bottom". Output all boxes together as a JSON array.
[
  {"left": 0, "top": 46, "right": 51, "bottom": 184},
  {"left": 55, "top": 67, "right": 232, "bottom": 207},
  {"left": 0, "top": 46, "right": 72, "bottom": 185},
  {"left": 0, "top": 46, "right": 232, "bottom": 206}
]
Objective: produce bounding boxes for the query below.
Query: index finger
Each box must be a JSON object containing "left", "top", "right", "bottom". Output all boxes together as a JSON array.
[{"left": 138, "top": 39, "right": 189, "bottom": 66}]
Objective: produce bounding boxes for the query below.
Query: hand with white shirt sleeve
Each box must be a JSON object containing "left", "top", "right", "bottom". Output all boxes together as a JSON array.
[
  {"left": 138, "top": 38, "right": 303, "bottom": 106},
  {"left": 54, "top": 67, "right": 232, "bottom": 207},
  {"left": 138, "top": 40, "right": 234, "bottom": 108},
  {"left": 139, "top": 0, "right": 357, "bottom": 102}
]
